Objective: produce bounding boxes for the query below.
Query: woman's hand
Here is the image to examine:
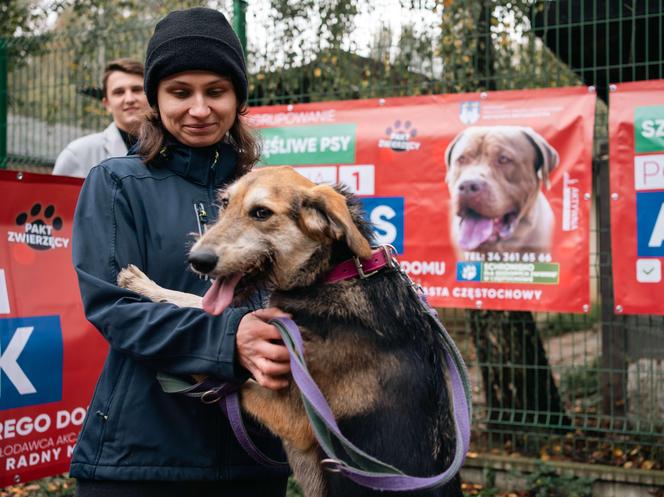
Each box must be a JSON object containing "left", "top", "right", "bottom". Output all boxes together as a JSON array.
[{"left": 236, "top": 308, "right": 292, "bottom": 390}]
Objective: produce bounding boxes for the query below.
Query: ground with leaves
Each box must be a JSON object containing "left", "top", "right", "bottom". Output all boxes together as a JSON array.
[{"left": 0, "top": 473, "right": 595, "bottom": 497}]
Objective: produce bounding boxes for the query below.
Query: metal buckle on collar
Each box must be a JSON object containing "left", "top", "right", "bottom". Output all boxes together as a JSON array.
[
  {"left": 353, "top": 245, "right": 399, "bottom": 278},
  {"left": 382, "top": 244, "right": 399, "bottom": 268},
  {"left": 353, "top": 255, "right": 380, "bottom": 279}
]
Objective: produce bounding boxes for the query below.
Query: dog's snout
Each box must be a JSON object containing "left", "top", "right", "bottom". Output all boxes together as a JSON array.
[
  {"left": 188, "top": 248, "right": 219, "bottom": 274},
  {"left": 458, "top": 179, "right": 487, "bottom": 196}
]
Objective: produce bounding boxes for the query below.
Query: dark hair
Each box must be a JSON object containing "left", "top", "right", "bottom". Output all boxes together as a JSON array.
[
  {"left": 102, "top": 58, "right": 144, "bottom": 99},
  {"left": 138, "top": 103, "right": 260, "bottom": 174}
]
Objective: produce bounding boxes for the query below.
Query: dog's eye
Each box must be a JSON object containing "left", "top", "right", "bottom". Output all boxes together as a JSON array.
[
  {"left": 250, "top": 207, "right": 273, "bottom": 221},
  {"left": 497, "top": 155, "right": 512, "bottom": 165},
  {"left": 220, "top": 197, "right": 229, "bottom": 209},
  {"left": 456, "top": 155, "right": 468, "bottom": 165}
]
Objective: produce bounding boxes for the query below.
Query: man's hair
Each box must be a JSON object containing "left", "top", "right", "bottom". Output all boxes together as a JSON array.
[{"left": 102, "top": 58, "right": 145, "bottom": 98}]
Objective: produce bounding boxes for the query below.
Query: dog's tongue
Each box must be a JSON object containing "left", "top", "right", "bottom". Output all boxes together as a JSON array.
[
  {"left": 459, "top": 215, "right": 494, "bottom": 251},
  {"left": 202, "top": 273, "right": 243, "bottom": 315}
]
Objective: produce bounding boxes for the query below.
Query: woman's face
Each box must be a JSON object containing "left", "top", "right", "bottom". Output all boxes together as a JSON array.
[{"left": 157, "top": 71, "right": 238, "bottom": 148}]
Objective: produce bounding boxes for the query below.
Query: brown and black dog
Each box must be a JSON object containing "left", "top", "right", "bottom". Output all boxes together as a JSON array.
[
  {"left": 118, "top": 166, "right": 463, "bottom": 497},
  {"left": 445, "top": 126, "right": 559, "bottom": 254}
]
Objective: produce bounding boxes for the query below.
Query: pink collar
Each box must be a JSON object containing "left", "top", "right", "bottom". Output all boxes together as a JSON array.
[{"left": 324, "top": 246, "right": 397, "bottom": 284}]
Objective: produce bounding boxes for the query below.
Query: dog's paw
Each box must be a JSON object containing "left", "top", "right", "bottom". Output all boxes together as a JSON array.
[{"left": 117, "top": 264, "right": 154, "bottom": 293}]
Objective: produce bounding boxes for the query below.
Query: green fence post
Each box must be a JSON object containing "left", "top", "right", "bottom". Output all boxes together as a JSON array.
[
  {"left": 0, "top": 38, "right": 7, "bottom": 169},
  {"left": 232, "top": 0, "right": 248, "bottom": 57}
]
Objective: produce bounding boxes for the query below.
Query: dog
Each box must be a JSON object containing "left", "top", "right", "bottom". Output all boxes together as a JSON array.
[
  {"left": 117, "top": 166, "right": 463, "bottom": 497},
  {"left": 445, "top": 126, "right": 559, "bottom": 254}
]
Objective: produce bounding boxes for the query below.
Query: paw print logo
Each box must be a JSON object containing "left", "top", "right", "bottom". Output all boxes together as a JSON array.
[
  {"left": 15, "top": 203, "right": 63, "bottom": 251},
  {"left": 461, "top": 264, "right": 478, "bottom": 281},
  {"left": 380, "top": 120, "right": 421, "bottom": 152}
]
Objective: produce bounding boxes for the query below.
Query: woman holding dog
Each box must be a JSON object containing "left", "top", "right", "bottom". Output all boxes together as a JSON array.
[{"left": 71, "top": 8, "right": 291, "bottom": 497}]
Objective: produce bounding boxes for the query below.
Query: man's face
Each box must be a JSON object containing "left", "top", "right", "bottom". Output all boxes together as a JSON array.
[{"left": 103, "top": 71, "right": 148, "bottom": 134}]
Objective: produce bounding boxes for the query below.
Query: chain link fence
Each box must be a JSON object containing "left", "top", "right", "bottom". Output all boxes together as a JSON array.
[{"left": 2, "top": 0, "right": 663, "bottom": 478}]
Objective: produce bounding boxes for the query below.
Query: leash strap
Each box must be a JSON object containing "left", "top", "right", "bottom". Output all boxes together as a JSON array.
[
  {"left": 271, "top": 309, "right": 471, "bottom": 491},
  {"left": 155, "top": 253, "right": 471, "bottom": 488},
  {"left": 156, "top": 373, "right": 289, "bottom": 469}
]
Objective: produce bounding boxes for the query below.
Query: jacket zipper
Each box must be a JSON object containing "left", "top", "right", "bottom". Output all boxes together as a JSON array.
[
  {"left": 210, "top": 149, "right": 225, "bottom": 479},
  {"left": 193, "top": 202, "right": 209, "bottom": 281}
]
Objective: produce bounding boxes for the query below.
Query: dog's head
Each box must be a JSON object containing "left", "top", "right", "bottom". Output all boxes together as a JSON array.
[
  {"left": 444, "top": 125, "right": 558, "bottom": 251},
  {"left": 189, "top": 166, "right": 373, "bottom": 315}
]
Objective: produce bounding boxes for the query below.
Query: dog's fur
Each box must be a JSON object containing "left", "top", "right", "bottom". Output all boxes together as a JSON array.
[
  {"left": 118, "top": 166, "right": 462, "bottom": 497},
  {"left": 445, "top": 126, "right": 559, "bottom": 254}
]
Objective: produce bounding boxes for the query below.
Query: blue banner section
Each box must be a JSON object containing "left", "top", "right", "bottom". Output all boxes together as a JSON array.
[
  {"left": 360, "top": 197, "right": 405, "bottom": 254},
  {"left": 0, "top": 315, "right": 63, "bottom": 410},
  {"left": 456, "top": 261, "right": 482, "bottom": 282},
  {"left": 636, "top": 191, "right": 664, "bottom": 257}
]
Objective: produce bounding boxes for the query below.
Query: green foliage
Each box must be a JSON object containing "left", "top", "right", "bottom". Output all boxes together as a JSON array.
[
  {"left": 524, "top": 462, "right": 593, "bottom": 497},
  {"left": 559, "top": 358, "right": 600, "bottom": 401},
  {"left": 286, "top": 476, "right": 304, "bottom": 497},
  {"left": 0, "top": 475, "right": 76, "bottom": 497}
]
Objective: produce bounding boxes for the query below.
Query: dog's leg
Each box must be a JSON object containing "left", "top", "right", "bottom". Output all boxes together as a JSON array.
[
  {"left": 285, "top": 442, "right": 326, "bottom": 497},
  {"left": 240, "top": 381, "right": 316, "bottom": 451},
  {"left": 117, "top": 264, "right": 203, "bottom": 308}
]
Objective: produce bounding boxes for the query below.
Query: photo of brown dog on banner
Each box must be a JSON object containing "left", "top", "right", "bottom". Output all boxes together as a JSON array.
[
  {"left": 117, "top": 166, "right": 469, "bottom": 497},
  {"left": 445, "top": 126, "right": 559, "bottom": 255}
]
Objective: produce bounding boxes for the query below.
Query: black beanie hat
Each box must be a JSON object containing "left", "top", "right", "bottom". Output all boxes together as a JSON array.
[{"left": 144, "top": 7, "right": 248, "bottom": 107}]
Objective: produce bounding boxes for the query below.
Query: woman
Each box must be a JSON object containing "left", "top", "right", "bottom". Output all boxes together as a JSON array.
[{"left": 71, "top": 8, "right": 291, "bottom": 497}]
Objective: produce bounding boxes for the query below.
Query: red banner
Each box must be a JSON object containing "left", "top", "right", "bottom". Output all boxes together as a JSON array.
[
  {"left": 609, "top": 79, "right": 664, "bottom": 315},
  {"left": 251, "top": 87, "right": 595, "bottom": 313},
  {"left": 0, "top": 171, "right": 106, "bottom": 486}
]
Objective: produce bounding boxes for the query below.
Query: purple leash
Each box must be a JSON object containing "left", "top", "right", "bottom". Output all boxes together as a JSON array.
[
  {"left": 270, "top": 312, "right": 471, "bottom": 491},
  {"left": 157, "top": 282, "right": 471, "bottom": 488}
]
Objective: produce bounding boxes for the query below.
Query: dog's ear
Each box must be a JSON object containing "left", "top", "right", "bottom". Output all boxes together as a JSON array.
[
  {"left": 444, "top": 130, "right": 468, "bottom": 184},
  {"left": 521, "top": 127, "right": 559, "bottom": 189},
  {"left": 299, "top": 184, "right": 373, "bottom": 258}
]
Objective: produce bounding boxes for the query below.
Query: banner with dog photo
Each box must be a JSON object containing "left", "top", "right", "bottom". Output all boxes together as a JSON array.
[
  {"left": 609, "top": 79, "right": 664, "bottom": 315},
  {"left": 0, "top": 171, "right": 107, "bottom": 486},
  {"left": 251, "top": 86, "right": 595, "bottom": 313}
]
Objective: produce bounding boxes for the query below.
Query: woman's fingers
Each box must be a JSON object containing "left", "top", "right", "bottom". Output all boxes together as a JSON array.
[
  {"left": 236, "top": 309, "right": 292, "bottom": 390},
  {"left": 253, "top": 307, "right": 292, "bottom": 320}
]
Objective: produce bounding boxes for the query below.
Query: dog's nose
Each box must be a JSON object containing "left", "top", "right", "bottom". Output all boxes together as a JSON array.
[
  {"left": 458, "top": 179, "right": 487, "bottom": 196},
  {"left": 188, "top": 248, "right": 219, "bottom": 274}
]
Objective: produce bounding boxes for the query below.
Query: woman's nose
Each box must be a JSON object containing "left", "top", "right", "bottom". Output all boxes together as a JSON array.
[{"left": 189, "top": 96, "right": 211, "bottom": 118}]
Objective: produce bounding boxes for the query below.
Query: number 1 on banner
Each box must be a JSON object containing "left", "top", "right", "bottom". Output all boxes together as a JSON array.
[{"left": 339, "top": 165, "right": 375, "bottom": 195}]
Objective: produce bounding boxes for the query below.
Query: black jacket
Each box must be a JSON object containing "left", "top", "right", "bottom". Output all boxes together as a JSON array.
[{"left": 70, "top": 141, "right": 286, "bottom": 481}]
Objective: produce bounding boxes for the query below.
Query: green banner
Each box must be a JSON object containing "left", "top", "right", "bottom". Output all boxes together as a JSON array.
[
  {"left": 634, "top": 105, "right": 664, "bottom": 153},
  {"left": 481, "top": 262, "right": 560, "bottom": 284},
  {"left": 259, "top": 124, "right": 356, "bottom": 165}
]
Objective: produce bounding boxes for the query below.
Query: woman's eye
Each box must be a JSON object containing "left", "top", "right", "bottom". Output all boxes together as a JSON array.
[
  {"left": 208, "top": 88, "right": 225, "bottom": 97},
  {"left": 171, "top": 89, "right": 189, "bottom": 98},
  {"left": 250, "top": 207, "right": 273, "bottom": 221}
]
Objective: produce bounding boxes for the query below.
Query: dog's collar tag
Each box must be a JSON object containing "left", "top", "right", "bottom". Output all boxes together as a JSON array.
[{"left": 324, "top": 246, "right": 397, "bottom": 284}]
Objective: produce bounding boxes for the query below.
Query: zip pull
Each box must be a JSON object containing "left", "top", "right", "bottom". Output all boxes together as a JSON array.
[
  {"left": 211, "top": 150, "right": 219, "bottom": 169},
  {"left": 194, "top": 202, "right": 208, "bottom": 234}
]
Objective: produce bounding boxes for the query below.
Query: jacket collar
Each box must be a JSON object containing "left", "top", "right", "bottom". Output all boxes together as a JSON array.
[
  {"left": 103, "top": 122, "right": 129, "bottom": 157},
  {"left": 154, "top": 136, "right": 238, "bottom": 187}
]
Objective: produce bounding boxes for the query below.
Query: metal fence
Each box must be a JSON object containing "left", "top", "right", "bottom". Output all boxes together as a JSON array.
[{"left": 2, "top": 0, "right": 663, "bottom": 481}]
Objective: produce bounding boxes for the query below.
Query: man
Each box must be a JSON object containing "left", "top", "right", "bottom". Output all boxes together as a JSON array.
[{"left": 53, "top": 58, "right": 148, "bottom": 177}]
